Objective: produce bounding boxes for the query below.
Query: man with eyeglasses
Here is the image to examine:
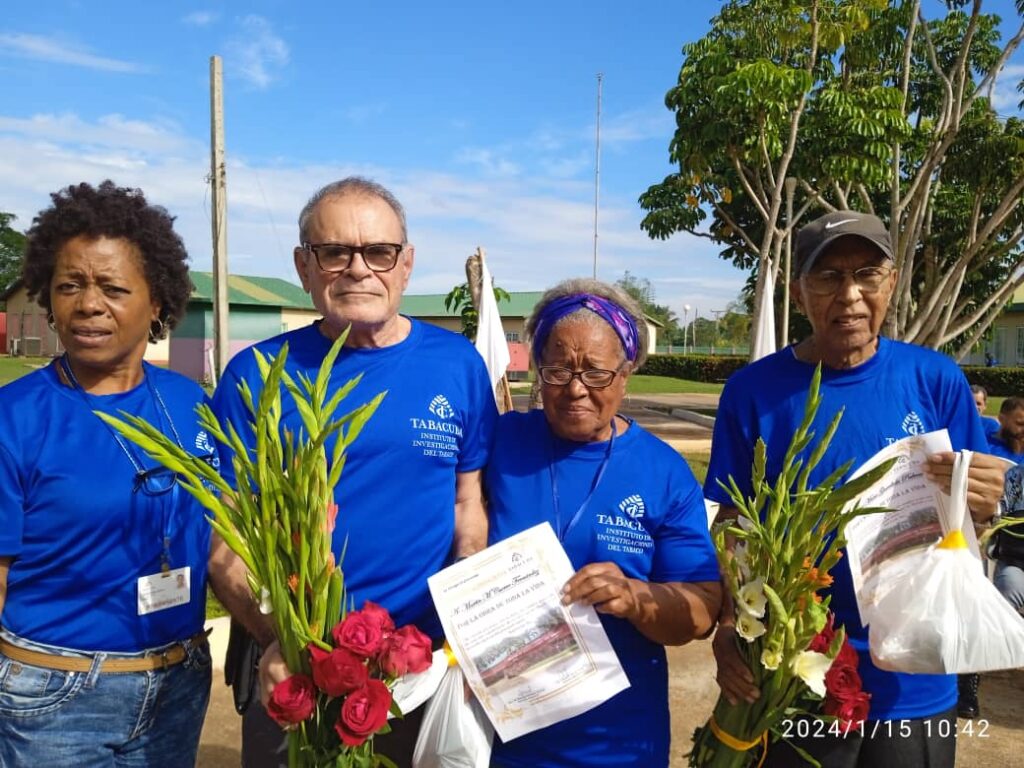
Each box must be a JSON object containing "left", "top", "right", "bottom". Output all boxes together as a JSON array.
[
  {"left": 211, "top": 177, "right": 498, "bottom": 767},
  {"left": 705, "top": 210, "right": 1005, "bottom": 768}
]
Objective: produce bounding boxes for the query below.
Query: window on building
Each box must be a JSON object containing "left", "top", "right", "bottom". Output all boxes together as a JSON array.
[
  {"left": 505, "top": 331, "right": 520, "bottom": 342},
  {"left": 1017, "top": 326, "right": 1024, "bottom": 364}
]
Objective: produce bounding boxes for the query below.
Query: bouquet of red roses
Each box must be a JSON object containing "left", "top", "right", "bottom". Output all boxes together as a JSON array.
[
  {"left": 689, "top": 368, "right": 892, "bottom": 767},
  {"left": 98, "top": 331, "right": 426, "bottom": 767},
  {"left": 267, "top": 600, "right": 434, "bottom": 766},
  {"left": 810, "top": 614, "right": 870, "bottom": 736}
]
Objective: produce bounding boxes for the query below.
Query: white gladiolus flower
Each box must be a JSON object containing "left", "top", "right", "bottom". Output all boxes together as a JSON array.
[
  {"left": 733, "top": 543, "right": 750, "bottom": 578},
  {"left": 258, "top": 586, "right": 273, "bottom": 615},
  {"left": 737, "top": 579, "right": 767, "bottom": 618},
  {"left": 761, "top": 646, "right": 783, "bottom": 670},
  {"left": 792, "top": 651, "right": 831, "bottom": 696},
  {"left": 736, "top": 613, "right": 767, "bottom": 642}
]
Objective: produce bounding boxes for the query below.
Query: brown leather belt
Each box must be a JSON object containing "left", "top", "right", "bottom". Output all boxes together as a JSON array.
[{"left": 0, "top": 630, "right": 209, "bottom": 674}]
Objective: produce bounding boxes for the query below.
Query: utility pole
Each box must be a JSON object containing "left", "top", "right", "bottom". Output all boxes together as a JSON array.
[
  {"left": 593, "top": 72, "right": 603, "bottom": 280},
  {"left": 210, "top": 55, "right": 230, "bottom": 383}
]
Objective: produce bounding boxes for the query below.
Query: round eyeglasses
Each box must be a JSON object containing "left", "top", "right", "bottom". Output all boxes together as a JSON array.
[
  {"left": 538, "top": 366, "right": 620, "bottom": 389},
  {"left": 302, "top": 242, "right": 404, "bottom": 273}
]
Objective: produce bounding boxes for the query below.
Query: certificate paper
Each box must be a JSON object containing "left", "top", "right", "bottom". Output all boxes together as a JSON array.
[{"left": 428, "top": 523, "right": 630, "bottom": 742}]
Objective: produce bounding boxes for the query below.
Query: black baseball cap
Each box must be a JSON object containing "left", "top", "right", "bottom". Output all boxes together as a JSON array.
[{"left": 795, "top": 211, "right": 893, "bottom": 275}]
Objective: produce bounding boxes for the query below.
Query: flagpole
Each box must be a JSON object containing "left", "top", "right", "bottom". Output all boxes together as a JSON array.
[{"left": 593, "top": 72, "right": 603, "bottom": 280}]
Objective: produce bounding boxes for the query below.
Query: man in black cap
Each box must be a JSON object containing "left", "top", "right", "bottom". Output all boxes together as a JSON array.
[{"left": 705, "top": 210, "right": 1006, "bottom": 767}]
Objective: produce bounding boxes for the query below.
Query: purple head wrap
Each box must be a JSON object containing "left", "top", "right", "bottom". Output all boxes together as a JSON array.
[{"left": 531, "top": 293, "right": 640, "bottom": 364}]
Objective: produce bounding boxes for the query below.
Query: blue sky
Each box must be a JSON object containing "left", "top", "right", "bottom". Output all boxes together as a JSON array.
[{"left": 2, "top": 1, "right": 1022, "bottom": 324}]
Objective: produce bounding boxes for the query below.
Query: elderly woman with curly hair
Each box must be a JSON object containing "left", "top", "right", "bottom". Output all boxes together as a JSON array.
[
  {"left": 0, "top": 181, "right": 225, "bottom": 767},
  {"left": 485, "top": 278, "right": 722, "bottom": 768}
]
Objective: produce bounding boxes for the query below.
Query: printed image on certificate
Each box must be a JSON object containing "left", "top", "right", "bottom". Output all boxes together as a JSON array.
[{"left": 428, "top": 522, "right": 630, "bottom": 742}]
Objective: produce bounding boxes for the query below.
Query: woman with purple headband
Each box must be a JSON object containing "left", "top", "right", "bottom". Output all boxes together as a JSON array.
[{"left": 484, "top": 278, "right": 722, "bottom": 767}]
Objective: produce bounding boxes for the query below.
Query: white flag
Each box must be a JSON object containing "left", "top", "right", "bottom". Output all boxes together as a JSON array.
[
  {"left": 475, "top": 255, "right": 511, "bottom": 398},
  {"left": 751, "top": 260, "right": 777, "bottom": 362}
]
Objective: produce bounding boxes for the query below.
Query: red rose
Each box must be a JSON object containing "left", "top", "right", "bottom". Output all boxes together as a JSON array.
[
  {"left": 824, "top": 662, "right": 862, "bottom": 701},
  {"left": 333, "top": 679, "right": 392, "bottom": 747},
  {"left": 266, "top": 674, "right": 316, "bottom": 726},
  {"left": 332, "top": 611, "right": 387, "bottom": 658},
  {"left": 379, "top": 625, "right": 433, "bottom": 677},
  {"left": 360, "top": 601, "right": 396, "bottom": 635},
  {"left": 834, "top": 641, "right": 859, "bottom": 670},
  {"left": 824, "top": 690, "right": 870, "bottom": 734},
  {"left": 309, "top": 643, "right": 368, "bottom": 697},
  {"left": 808, "top": 614, "right": 836, "bottom": 654}
]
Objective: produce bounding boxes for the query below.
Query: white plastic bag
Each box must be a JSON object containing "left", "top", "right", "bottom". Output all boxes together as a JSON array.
[
  {"left": 412, "top": 661, "right": 494, "bottom": 768},
  {"left": 869, "top": 450, "right": 1024, "bottom": 674}
]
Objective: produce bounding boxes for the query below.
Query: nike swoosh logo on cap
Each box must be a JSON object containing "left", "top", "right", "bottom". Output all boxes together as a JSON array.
[{"left": 824, "top": 218, "right": 858, "bottom": 229}]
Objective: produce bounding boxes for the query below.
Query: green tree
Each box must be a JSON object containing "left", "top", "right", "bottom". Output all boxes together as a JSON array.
[
  {"left": 641, "top": 0, "right": 1024, "bottom": 359},
  {"left": 0, "top": 212, "right": 27, "bottom": 302},
  {"left": 615, "top": 271, "right": 683, "bottom": 343}
]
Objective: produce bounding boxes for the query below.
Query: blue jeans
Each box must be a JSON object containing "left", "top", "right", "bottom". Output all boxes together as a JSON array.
[
  {"left": 0, "top": 628, "right": 212, "bottom": 768},
  {"left": 994, "top": 559, "right": 1024, "bottom": 613}
]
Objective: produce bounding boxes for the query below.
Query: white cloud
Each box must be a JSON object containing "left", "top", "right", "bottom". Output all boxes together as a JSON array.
[
  {"left": 0, "top": 113, "right": 193, "bottom": 155},
  {"left": 0, "top": 110, "right": 745, "bottom": 312},
  {"left": 0, "top": 33, "right": 146, "bottom": 73},
  {"left": 226, "top": 16, "right": 289, "bottom": 89},
  {"left": 990, "top": 62, "right": 1024, "bottom": 112},
  {"left": 182, "top": 11, "right": 219, "bottom": 27},
  {"left": 454, "top": 148, "right": 521, "bottom": 177}
]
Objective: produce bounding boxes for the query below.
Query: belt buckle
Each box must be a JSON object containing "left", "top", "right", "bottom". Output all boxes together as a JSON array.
[{"left": 159, "top": 650, "right": 171, "bottom": 670}]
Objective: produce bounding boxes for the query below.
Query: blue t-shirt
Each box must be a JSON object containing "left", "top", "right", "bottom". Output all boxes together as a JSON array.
[
  {"left": 0, "top": 362, "right": 215, "bottom": 651},
  {"left": 211, "top": 319, "right": 497, "bottom": 630},
  {"left": 704, "top": 338, "right": 986, "bottom": 721},
  {"left": 982, "top": 415, "right": 1000, "bottom": 437},
  {"left": 985, "top": 432, "right": 1024, "bottom": 464},
  {"left": 486, "top": 409, "right": 719, "bottom": 768}
]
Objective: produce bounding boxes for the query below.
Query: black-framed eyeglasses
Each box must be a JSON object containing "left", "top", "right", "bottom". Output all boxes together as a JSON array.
[
  {"left": 301, "top": 242, "right": 404, "bottom": 273},
  {"left": 801, "top": 266, "right": 893, "bottom": 296},
  {"left": 538, "top": 366, "right": 620, "bottom": 389},
  {"left": 133, "top": 466, "right": 177, "bottom": 496}
]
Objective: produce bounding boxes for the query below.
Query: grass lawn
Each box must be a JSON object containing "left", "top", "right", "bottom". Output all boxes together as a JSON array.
[
  {"left": 628, "top": 375, "right": 724, "bottom": 395},
  {"left": 681, "top": 450, "right": 711, "bottom": 485},
  {"left": 0, "top": 356, "right": 50, "bottom": 386}
]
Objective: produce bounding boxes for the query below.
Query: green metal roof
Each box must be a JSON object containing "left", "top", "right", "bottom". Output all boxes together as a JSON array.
[
  {"left": 399, "top": 291, "right": 545, "bottom": 318},
  {"left": 189, "top": 272, "right": 314, "bottom": 310}
]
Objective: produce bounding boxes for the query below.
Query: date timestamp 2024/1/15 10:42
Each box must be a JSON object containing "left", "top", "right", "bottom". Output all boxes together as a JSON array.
[{"left": 780, "top": 718, "right": 991, "bottom": 740}]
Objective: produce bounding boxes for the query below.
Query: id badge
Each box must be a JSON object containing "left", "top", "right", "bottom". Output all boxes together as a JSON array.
[{"left": 138, "top": 566, "right": 191, "bottom": 616}]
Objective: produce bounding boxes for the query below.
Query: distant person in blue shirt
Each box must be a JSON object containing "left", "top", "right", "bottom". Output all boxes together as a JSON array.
[
  {"left": 986, "top": 397, "right": 1024, "bottom": 464},
  {"left": 486, "top": 280, "right": 722, "bottom": 768},
  {"left": 706, "top": 211, "right": 1005, "bottom": 768},
  {"left": 0, "top": 181, "right": 240, "bottom": 767},
  {"left": 971, "top": 385, "right": 1000, "bottom": 437}
]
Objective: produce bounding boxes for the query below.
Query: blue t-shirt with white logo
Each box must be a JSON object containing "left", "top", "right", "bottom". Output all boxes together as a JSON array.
[
  {"left": 0, "top": 362, "right": 216, "bottom": 651},
  {"left": 486, "top": 409, "right": 719, "bottom": 768},
  {"left": 985, "top": 432, "right": 1024, "bottom": 464},
  {"left": 212, "top": 319, "right": 497, "bottom": 630},
  {"left": 704, "top": 338, "right": 987, "bottom": 721}
]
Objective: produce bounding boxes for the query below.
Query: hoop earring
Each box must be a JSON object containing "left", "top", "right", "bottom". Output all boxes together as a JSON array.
[
  {"left": 149, "top": 316, "right": 167, "bottom": 343},
  {"left": 47, "top": 313, "right": 56, "bottom": 332}
]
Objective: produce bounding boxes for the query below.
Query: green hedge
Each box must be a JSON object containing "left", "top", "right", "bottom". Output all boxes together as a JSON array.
[
  {"left": 962, "top": 367, "right": 1024, "bottom": 397},
  {"left": 639, "top": 354, "right": 747, "bottom": 382}
]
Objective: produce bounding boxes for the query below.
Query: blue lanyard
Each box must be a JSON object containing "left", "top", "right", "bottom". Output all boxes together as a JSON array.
[
  {"left": 548, "top": 421, "right": 616, "bottom": 542},
  {"left": 59, "top": 356, "right": 184, "bottom": 572}
]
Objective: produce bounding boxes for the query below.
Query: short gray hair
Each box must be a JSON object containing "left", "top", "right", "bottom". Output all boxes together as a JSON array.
[
  {"left": 526, "top": 277, "right": 649, "bottom": 369},
  {"left": 297, "top": 176, "right": 408, "bottom": 243}
]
